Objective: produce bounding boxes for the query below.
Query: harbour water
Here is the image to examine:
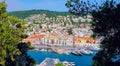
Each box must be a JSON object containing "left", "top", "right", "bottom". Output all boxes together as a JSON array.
[{"left": 27, "top": 51, "right": 97, "bottom": 66}]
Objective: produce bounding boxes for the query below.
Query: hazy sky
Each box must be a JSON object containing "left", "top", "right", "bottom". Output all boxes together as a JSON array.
[
  {"left": 6, "top": 0, "right": 68, "bottom": 12},
  {"left": 5, "top": 0, "right": 120, "bottom": 12}
]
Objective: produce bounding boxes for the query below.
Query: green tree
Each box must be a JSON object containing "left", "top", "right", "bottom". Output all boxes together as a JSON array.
[
  {"left": 92, "top": 1, "right": 120, "bottom": 66},
  {"left": 15, "top": 42, "right": 36, "bottom": 66},
  {"left": 56, "top": 63, "right": 64, "bottom": 66},
  {"left": 67, "top": 28, "right": 73, "bottom": 35},
  {"left": 66, "top": 0, "right": 120, "bottom": 66},
  {"left": 0, "top": 1, "right": 36, "bottom": 66},
  {"left": 8, "top": 10, "right": 70, "bottom": 19}
]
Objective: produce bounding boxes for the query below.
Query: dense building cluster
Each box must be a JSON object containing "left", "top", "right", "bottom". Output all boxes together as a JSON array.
[{"left": 22, "top": 14, "right": 99, "bottom": 46}]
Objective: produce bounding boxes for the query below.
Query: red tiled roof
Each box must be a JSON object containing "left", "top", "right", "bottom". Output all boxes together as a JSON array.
[
  {"left": 83, "top": 34, "right": 89, "bottom": 38},
  {"left": 22, "top": 39, "right": 35, "bottom": 44},
  {"left": 87, "top": 38, "right": 95, "bottom": 43},
  {"left": 29, "top": 34, "right": 45, "bottom": 38}
]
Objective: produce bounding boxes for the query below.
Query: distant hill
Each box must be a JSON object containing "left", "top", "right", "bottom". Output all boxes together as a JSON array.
[{"left": 8, "top": 10, "right": 71, "bottom": 19}]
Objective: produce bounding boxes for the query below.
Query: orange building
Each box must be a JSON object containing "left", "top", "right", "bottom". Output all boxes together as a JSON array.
[
  {"left": 22, "top": 38, "right": 35, "bottom": 44},
  {"left": 22, "top": 33, "right": 45, "bottom": 44},
  {"left": 75, "top": 34, "right": 95, "bottom": 44},
  {"left": 87, "top": 38, "right": 95, "bottom": 43}
]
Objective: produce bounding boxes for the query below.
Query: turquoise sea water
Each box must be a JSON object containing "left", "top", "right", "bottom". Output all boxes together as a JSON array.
[{"left": 27, "top": 51, "right": 97, "bottom": 66}]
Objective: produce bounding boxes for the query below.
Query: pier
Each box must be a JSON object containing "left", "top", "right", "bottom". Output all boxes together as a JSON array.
[{"left": 38, "top": 58, "right": 75, "bottom": 66}]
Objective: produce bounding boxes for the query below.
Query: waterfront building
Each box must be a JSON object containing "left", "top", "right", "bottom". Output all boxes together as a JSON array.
[
  {"left": 38, "top": 58, "right": 75, "bottom": 66},
  {"left": 38, "top": 58, "right": 59, "bottom": 66},
  {"left": 22, "top": 32, "right": 97, "bottom": 46}
]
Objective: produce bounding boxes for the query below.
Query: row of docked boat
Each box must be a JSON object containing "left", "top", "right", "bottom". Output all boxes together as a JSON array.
[
  {"left": 71, "top": 49, "right": 93, "bottom": 56},
  {"left": 71, "top": 51, "right": 83, "bottom": 56},
  {"left": 32, "top": 44, "right": 100, "bottom": 56},
  {"left": 80, "top": 49, "right": 93, "bottom": 55}
]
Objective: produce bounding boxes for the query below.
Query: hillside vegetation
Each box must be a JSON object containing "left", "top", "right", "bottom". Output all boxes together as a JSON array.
[{"left": 8, "top": 10, "right": 71, "bottom": 19}]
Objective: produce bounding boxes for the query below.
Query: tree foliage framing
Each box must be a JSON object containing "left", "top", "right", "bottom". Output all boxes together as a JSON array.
[
  {"left": 0, "top": 1, "right": 36, "bottom": 66},
  {"left": 66, "top": 0, "right": 120, "bottom": 66}
]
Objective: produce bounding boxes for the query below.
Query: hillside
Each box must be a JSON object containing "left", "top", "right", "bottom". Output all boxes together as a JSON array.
[{"left": 8, "top": 10, "right": 71, "bottom": 19}]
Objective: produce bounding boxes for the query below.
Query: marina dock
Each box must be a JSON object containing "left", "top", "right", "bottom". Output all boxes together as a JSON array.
[{"left": 32, "top": 44, "right": 100, "bottom": 55}]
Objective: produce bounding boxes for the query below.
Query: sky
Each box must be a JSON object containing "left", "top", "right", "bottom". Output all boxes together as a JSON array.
[
  {"left": 5, "top": 0, "right": 120, "bottom": 12},
  {"left": 6, "top": 0, "right": 68, "bottom": 12}
]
